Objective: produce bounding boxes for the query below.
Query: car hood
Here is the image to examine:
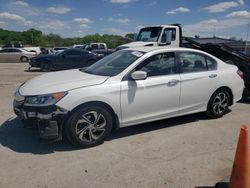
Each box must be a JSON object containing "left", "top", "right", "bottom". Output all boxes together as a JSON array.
[
  {"left": 19, "top": 69, "right": 109, "bottom": 96},
  {"left": 119, "top": 41, "right": 156, "bottom": 48}
]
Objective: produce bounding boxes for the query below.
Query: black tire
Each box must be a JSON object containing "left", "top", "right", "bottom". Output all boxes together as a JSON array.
[
  {"left": 206, "top": 89, "right": 231, "bottom": 118},
  {"left": 20, "top": 56, "right": 29, "bottom": 62},
  {"left": 40, "top": 62, "right": 52, "bottom": 72},
  {"left": 65, "top": 105, "right": 113, "bottom": 148}
]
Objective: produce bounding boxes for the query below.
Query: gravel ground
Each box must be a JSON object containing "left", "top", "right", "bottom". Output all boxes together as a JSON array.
[{"left": 0, "top": 63, "right": 249, "bottom": 188}]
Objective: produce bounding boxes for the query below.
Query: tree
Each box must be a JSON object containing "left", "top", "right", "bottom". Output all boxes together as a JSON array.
[{"left": 0, "top": 28, "right": 130, "bottom": 48}]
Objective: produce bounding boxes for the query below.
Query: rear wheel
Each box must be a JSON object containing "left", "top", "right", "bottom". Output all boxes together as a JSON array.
[
  {"left": 206, "top": 89, "right": 231, "bottom": 118},
  {"left": 40, "top": 62, "right": 53, "bottom": 72},
  {"left": 65, "top": 105, "right": 113, "bottom": 148},
  {"left": 20, "top": 56, "right": 29, "bottom": 62}
]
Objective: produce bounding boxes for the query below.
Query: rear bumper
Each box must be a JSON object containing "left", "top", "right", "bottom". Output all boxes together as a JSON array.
[
  {"left": 233, "top": 87, "right": 244, "bottom": 103},
  {"left": 14, "top": 102, "right": 68, "bottom": 140}
]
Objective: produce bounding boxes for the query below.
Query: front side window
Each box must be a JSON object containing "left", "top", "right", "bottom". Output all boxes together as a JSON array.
[
  {"left": 83, "top": 50, "right": 145, "bottom": 76},
  {"left": 135, "top": 52, "right": 176, "bottom": 77},
  {"left": 178, "top": 52, "right": 217, "bottom": 73},
  {"left": 161, "top": 28, "right": 176, "bottom": 43}
]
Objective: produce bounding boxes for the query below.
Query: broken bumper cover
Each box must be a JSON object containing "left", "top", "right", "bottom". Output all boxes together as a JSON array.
[{"left": 14, "top": 101, "right": 68, "bottom": 140}]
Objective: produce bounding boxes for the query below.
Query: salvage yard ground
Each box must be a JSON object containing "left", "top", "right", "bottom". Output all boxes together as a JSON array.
[{"left": 0, "top": 63, "right": 250, "bottom": 188}]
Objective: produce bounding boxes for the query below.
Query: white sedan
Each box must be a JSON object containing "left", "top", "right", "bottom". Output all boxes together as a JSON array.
[
  {"left": 0, "top": 48, "right": 36, "bottom": 63},
  {"left": 14, "top": 47, "right": 244, "bottom": 147}
]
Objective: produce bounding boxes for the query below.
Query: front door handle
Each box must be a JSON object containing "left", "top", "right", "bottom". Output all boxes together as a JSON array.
[
  {"left": 209, "top": 74, "right": 218, "bottom": 78},
  {"left": 167, "top": 79, "right": 179, "bottom": 86}
]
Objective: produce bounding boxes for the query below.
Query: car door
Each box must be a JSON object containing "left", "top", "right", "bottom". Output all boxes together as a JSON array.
[
  {"left": 79, "top": 51, "right": 91, "bottom": 68},
  {"left": 61, "top": 49, "right": 82, "bottom": 69},
  {"left": 121, "top": 52, "right": 181, "bottom": 126},
  {"left": 177, "top": 51, "right": 219, "bottom": 114},
  {"left": 9, "top": 49, "right": 22, "bottom": 62},
  {"left": 0, "top": 49, "right": 10, "bottom": 62}
]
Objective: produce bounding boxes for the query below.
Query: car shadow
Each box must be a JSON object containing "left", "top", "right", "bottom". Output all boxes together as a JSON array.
[
  {"left": 0, "top": 117, "right": 75, "bottom": 155},
  {"left": 24, "top": 69, "right": 43, "bottom": 72},
  {"left": 239, "top": 88, "right": 250, "bottom": 103},
  {"left": 0, "top": 113, "right": 212, "bottom": 155},
  {"left": 108, "top": 112, "right": 210, "bottom": 141}
]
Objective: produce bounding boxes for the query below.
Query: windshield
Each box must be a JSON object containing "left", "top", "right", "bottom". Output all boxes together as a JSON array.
[
  {"left": 136, "top": 27, "right": 162, "bottom": 42},
  {"left": 82, "top": 50, "right": 145, "bottom": 76}
]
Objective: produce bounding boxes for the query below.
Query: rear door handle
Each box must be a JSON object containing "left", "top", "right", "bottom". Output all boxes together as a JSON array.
[
  {"left": 167, "top": 79, "right": 179, "bottom": 86},
  {"left": 209, "top": 74, "right": 217, "bottom": 78}
]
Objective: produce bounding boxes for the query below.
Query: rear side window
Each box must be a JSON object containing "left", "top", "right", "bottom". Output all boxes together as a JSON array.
[
  {"left": 9, "top": 49, "right": 21, "bottom": 53},
  {"left": 0, "top": 49, "right": 9, "bottom": 53},
  {"left": 178, "top": 52, "right": 217, "bottom": 73},
  {"left": 206, "top": 56, "right": 217, "bottom": 70},
  {"left": 99, "top": 44, "right": 105, "bottom": 49},
  {"left": 91, "top": 44, "right": 98, "bottom": 49}
]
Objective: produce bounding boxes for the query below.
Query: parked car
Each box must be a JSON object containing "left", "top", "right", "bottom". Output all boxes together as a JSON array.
[
  {"left": 23, "top": 47, "right": 42, "bottom": 55},
  {"left": 53, "top": 47, "right": 68, "bottom": 54},
  {"left": 2, "top": 42, "right": 23, "bottom": 48},
  {"left": 0, "top": 48, "right": 36, "bottom": 63},
  {"left": 73, "top": 44, "right": 84, "bottom": 48},
  {"left": 14, "top": 47, "right": 244, "bottom": 147},
  {"left": 83, "top": 43, "right": 115, "bottom": 56},
  {"left": 29, "top": 48, "right": 102, "bottom": 71}
]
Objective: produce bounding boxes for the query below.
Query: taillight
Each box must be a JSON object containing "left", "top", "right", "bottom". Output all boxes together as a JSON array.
[{"left": 237, "top": 70, "right": 244, "bottom": 79}]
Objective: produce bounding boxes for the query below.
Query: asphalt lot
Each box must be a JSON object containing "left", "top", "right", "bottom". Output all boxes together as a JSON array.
[{"left": 0, "top": 63, "right": 249, "bottom": 188}]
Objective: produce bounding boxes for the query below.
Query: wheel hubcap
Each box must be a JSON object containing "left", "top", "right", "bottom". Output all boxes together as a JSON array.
[
  {"left": 75, "top": 111, "right": 106, "bottom": 142},
  {"left": 212, "top": 92, "right": 228, "bottom": 115}
]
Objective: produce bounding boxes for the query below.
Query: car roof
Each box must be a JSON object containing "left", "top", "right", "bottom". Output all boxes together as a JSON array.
[
  {"left": 140, "top": 25, "right": 176, "bottom": 29},
  {"left": 126, "top": 46, "right": 203, "bottom": 53},
  {"left": 1, "top": 47, "right": 21, "bottom": 50}
]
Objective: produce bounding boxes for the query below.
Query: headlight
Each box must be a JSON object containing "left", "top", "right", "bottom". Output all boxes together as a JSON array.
[
  {"left": 14, "top": 90, "right": 25, "bottom": 102},
  {"left": 24, "top": 92, "right": 67, "bottom": 106}
]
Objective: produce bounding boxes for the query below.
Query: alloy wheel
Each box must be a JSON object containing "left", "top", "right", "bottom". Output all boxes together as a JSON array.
[
  {"left": 75, "top": 111, "right": 106, "bottom": 142},
  {"left": 212, "top": 92, "right": 229, "bottom": 116}
]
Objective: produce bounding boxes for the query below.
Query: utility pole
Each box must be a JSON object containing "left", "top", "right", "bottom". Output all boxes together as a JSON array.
[
  {"left": 245, "top": 23, "right": 250, "bottom": 54},
  {"left": 31, "top": 32, "right": 34, "bottom": 46}
]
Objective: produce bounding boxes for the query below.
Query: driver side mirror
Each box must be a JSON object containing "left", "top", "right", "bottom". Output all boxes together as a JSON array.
[
  {"left": 130, "top": 71, "right": 147, "bottom": 80},
  {"left": 159, "top": 33, "right": 171, "bottom": 46}
]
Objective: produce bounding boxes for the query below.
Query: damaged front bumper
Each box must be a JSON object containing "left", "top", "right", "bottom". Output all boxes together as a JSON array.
[{"left": 14, "top": 101, "right": 68, "bottom": 140}]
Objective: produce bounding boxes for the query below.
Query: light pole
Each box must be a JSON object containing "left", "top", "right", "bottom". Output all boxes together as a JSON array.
[
  {"left": 31, "top": 32, "right": 34, "bottom": 46},
  {"left": 245, "top": 23, "right": 250, "bottom": 54}
]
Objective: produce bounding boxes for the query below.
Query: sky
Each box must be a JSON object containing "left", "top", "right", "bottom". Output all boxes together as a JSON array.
[{"left": 0, "top": 0, "right": 249, "bottom": 39}]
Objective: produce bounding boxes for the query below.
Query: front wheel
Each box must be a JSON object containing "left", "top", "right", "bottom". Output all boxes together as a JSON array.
[
  {"left": 206, "top": 89, "right": 231, "bottom": 118},
  {"left": 40, "top": 62, "right": 53, "bottom": 72},
  {"left": 65, "top": 106, "right": 113, "bottom": 148}
]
